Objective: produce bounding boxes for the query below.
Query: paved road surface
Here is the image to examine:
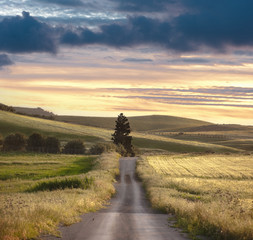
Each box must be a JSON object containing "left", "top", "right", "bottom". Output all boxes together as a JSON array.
[{"left": 45, "top": 157, "right": 189, "bottom": 240}]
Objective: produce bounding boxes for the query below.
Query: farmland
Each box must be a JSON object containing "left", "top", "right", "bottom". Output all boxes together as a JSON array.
[
  {"left": 0, "top": 111, "right": 241, "bottom": 153},
  {"left": 56, "top": 114, "right": 210, "bottom": 132},
  {"left": 0, "top": 152, "right": 119, "bottom": 240},
  {"left": 137, "top": 154, "right": 253, "bottom": 240}
]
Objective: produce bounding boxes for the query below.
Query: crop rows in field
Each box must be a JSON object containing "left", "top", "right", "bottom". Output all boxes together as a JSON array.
[
  {"left": 147, "top": 154, "right": 253, "bottom": 179},
  {"left": 138, "top": 153, "right": 253, "bottom": 240}
]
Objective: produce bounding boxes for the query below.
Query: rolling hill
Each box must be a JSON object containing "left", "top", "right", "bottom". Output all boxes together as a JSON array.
[
  {"left": 56, "top": 115, "right": 210, "bottom": 132},
  {"left": 0, "top": 110, "right": 241, "bottom": 153},
  {"left": 13, "top": 107, "right": 55, "bottom": 117}
]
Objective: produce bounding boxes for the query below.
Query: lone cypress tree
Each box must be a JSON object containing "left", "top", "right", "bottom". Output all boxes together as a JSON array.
[{"left": 112, "top": 113, "right": 134, "bottom": 156}]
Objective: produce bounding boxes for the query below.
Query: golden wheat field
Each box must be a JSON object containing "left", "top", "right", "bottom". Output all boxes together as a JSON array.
[{"left": 137, "top": 154, "right": 253, "bottom": 240}]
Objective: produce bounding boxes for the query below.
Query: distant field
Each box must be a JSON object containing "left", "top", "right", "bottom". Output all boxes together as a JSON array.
[
  {"left": 0, "top": 111, "right": 242, "bottom": 153},
  {"left": 132, "top": 132, "right": 241, "bottom": 153},
  {"left": 56, "top": 114, "right": 210, "bottom": 131},
  {"left": 152, "top": 131, "right": 253, "bottom": 151},
  {"left": 0, "top": 152, "right": 119, "bottom": 240},
  {"left": 137, "top": 154, "right": 253, "bottom": 240}
]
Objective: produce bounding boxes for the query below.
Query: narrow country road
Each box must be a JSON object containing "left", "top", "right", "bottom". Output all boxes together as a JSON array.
[{"left": 45, "top": 157, "right": 189, "bottom": 240}]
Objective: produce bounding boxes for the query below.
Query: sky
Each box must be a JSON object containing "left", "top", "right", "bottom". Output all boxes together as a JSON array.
[{"left": 0, "top": 0, "right": 253, "bottom": 125}]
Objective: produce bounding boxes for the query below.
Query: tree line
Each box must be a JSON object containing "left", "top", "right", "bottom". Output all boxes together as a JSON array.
[
  {"left": 0, "top": 113, "right": 136, "bottom": 156},
  {"left": 0, "top": 132, "right": 113, "bottom": 155},
  {"left": 0, "top": 132, "right": 136, "bottom": 156}
]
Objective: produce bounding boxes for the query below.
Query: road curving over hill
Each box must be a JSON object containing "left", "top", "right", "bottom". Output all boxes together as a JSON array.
[{"left": 45, "top": 157, "right": 189, "bottom": 240}]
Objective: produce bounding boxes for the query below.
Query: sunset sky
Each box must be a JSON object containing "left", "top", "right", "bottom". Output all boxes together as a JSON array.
[{"left": 0, "top": 0, "right": 253, "bottom": 125}]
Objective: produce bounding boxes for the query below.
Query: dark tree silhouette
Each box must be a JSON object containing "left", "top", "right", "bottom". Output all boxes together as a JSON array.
[
  {"left": 44, "top": 137, "right": 60, "bottom": 153},
  {"left": 27, "top": 133, "right": 45, "bottom": 152},
  {"left": 62, "top": 140, "right": 85, "bottom": 154},
  {"left": 3, "top": 133, "right": 26, "bottom": 151},
  {"left": 112, "top": 113, "right": 134, "bottom": 156}
]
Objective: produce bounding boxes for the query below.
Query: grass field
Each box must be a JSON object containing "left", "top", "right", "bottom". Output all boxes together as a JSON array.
[
  {"left": 1, "top": 110, "right": 241, "bottom": 153},
  {"left": 56, "top": 115, "right": 210, "bottom": 132},
  {"left": 0, "top": 153, "right": 94, "bottom": 182},
  {"left": 151, "top": 131, "right": 253, "bottom": 151},
  {"left": 0, "top": 111, "right": 110, "bottom": 142},
  {"left": 0, "top": 152, "right": 120, "bottom": 240},
  {"left": 137, "top": 154, "right": 253, "bottom": 240}
]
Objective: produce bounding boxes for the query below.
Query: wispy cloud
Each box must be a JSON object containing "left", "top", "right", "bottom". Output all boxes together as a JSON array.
[
  {"left": 37, "top": 0, "right": 86, "bottom": 7},
  {"left": 122, "top": 58, "right": 153, "bottom": 63},
  {"left": 108, "top": 87, "right": 253, "bottom": 108}
]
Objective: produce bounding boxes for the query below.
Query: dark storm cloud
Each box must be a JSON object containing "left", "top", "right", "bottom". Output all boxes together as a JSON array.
[
  {"left": 112, "top": 0, "right": 175, "bottom": 12},
  {"left": 60, "top": 16, "right": 172, "bottom": 48},
  {"left": 106, "top": 0, "right": 253, "bottom": 51},
  {"left": 60, "top": 0, "right": 253, "bottom": 52},
  {"left": 0, "top": 54, "right": 13, "bottom": 67},
  {"left": 37, "top": 0, "right": 85, "bottom": 7},
  {"left": 2, "top": 0, "right": 253, "bottom": 56},
  {"left": 175, "top": 0, "right": 253, "bottom": 50},
  {"left": 0, "top": 11, "right": 58, "bottom": 54}
]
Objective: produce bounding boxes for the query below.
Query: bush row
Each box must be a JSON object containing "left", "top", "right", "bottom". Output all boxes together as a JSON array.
[{"left": 0, "top": 133, "right": 123, "bottom": 155}]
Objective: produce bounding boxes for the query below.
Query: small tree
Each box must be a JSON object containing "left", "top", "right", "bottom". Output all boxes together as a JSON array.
[
  {"left": 112, "top": 113, "right": 134, "bottom": 156},
  {"left": 45, "top": 137, "right": 60, "bottom": 153},
  {"left": 3, "top": 133, "right": 26, "bottom": 151},
  {"left": 62, "top": 140, "right": 85, "bottom": 154},
  {"left": 89, "top": 143, "right": 116, "bottom": 155},
  {"left": 27, "top": 133, "right": 45, "bottom": 152}
]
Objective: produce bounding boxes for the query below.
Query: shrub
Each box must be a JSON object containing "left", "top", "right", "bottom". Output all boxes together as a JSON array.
[
  {"left": 89, "top": 143, "right": 116, "bottom": 155},
  {"left": 28, "top": 177, "right": 94, "bottom": 192},
  {"left": 27, "top": 133, "right": 45, "bottom": 152},
  {"left": 62, "top": 140, "right": 86, "bottom": 154},
  {"left": 44, "top": 137, "right": 60, "bottom": 153},
  {"left": 115, "top": 144, "right": 127, "bottom": 156},
  {"left": 3, "top": 133, "right": 26, "bottom": 151}
]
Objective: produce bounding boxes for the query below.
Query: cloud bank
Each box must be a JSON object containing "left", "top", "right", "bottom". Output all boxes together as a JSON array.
[
  {"left": 0, "top": 11, "right": 57, "bottom": 54},
  {"left": 1, "top": 0, "right": 253, "bottom": 55},
  {"left": 0, "top": 54, "right": 13, "bottom": 67},
  {"left": 37, "top": 0, "right": 85, "bottom": 7}
]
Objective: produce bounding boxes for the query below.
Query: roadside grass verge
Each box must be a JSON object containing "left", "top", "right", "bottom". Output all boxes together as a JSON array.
[
  {"left": 0, "top": 152, "right": 119, "bottom": 240},
  {"left": 137, "top": 154, "right": 253, "bottom": 240}
]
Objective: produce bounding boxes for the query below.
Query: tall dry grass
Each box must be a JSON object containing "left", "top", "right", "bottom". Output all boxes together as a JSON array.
[
  {"left": 0, "top": 152, "right": 119, "bottom": 240},
  {"left": 137, "top": 153, "right": 253, "bottom": 240}
]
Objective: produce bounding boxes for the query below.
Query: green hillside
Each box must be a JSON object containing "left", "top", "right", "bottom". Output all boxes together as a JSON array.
[
  {"left": 0, "top": 110, "right": 242, "bottom": 153},
  {"left": 0, "top": 110, "right": 109, "bottom": 143},
  {"left": 56, "top": 114, "right": 210, "bottom": 132}
]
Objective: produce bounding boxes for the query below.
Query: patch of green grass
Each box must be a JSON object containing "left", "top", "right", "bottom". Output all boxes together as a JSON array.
[
  {"left": 56, "top": 157, "right": 94, "bottom": 176},
  {"left": 28, "top": 177, "right": 94, "bottom": 192},
  {"left": 0, "top": 153, "right": 95, "bottom": 181}
]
